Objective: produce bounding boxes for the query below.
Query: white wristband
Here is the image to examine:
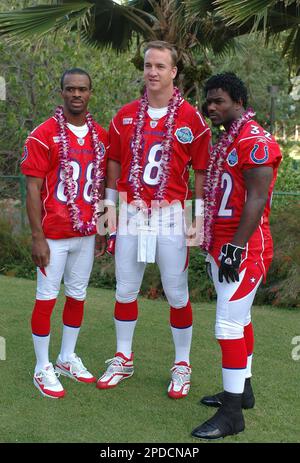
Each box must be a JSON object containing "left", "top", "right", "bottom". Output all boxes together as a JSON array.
[
  {"left": 195, "top": 198, "right": 204, "bottom": 216},
  {"left": 104, "top": 188, "right": 118, "bottom": 207}
]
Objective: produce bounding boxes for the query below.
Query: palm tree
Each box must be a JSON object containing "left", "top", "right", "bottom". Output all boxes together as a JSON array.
[
  {"left": 189, "top": 0, "right": 300, "bottom": 74},
  {"left": 1, "top": 0, "right": 298, "bottom": 96},
  {"left": 0, "top": 0, "right": 235, "bottom": 100}
]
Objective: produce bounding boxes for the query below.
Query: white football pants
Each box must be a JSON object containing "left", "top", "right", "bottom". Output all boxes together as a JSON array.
[
  {"left": 115, "top": 203, "right": 189, "bottom": 308},
  {"left": 36, "top": 235, "right": 95, "bottom": 301},
  {"left": 207, "top": 254, "right": 263, "bottom": 339}
]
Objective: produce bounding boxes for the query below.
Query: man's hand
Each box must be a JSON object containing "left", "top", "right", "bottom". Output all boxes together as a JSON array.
[
  {"left": 186, "top": 216, "right": 204, "bottom": 247},
  {"left": 106, "top": 205, "right": 117, "bottom": 234},
  {"left": 31, "top": 236, "right": 50, "bottom": 268},
  {"left": 95, "top": 233, "right": 107, "bottom": 258},
  {"left": 106, "top": 232, "right": 116, "bottom": 256},
  {"left": 96, "top": 205, "right": 117, "bottom": 236},
  {"left": 218, "top": 243, "right": 245, "bottom": 283}
]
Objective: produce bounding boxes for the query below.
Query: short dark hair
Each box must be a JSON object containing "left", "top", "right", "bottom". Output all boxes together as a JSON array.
[
  {"left": 204, "top": 72, "right": 248, "bottom": 108},
  {"left": 60, "top": 68, "right": 92, "bottom": 90},
  {"left": 144, "top": 40, "right": 178, "bottom": 67}
]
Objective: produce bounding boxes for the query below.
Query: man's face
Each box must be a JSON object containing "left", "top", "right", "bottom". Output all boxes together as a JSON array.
[
  {"left": 144, "top": 48, "right": 177, "bottom": 94},
  {"left": 61, "top": 74, "right": 91, "bottom": 115},
  {"left": 206, "top": 88, "right": 242, "bottom": 127}
]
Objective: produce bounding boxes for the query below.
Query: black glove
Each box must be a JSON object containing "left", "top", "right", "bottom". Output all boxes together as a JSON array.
[{"left": 218, "top": 243, "right": 245, "bottom": 283}]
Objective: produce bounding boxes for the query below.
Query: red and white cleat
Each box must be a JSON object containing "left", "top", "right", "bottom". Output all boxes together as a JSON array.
[
  {"left": 96, "top": 352, "right": 134, "bottom": 389},
  {"left": 55, "top": 353, "right": 96, "bottom": 383},
  {"left": 33, "top": 363, "right": 65, "bottom": 399},
  {"left": 168, "top": 361, "right": 191, "bottom": 399}
]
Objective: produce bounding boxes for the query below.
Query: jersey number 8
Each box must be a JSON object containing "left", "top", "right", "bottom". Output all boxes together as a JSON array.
[
  {"left": 142, "top": 143, "right": 163, "bottom": 186},
  {"left": 56, "top": 160, "right": 93, "bottom": 203}
]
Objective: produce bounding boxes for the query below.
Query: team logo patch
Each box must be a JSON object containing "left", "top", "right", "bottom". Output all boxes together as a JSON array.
[
  {"left": 175, "top": 127, "right": 194, "bottom": 144},
  {"left": 250, "top": 144, "right": 269, "bottom": 164},
  {"left": 21, "top": 145, "right": 28, "bottom": 164},
  {"left": 227, "top": 148, "right": 238, "bottom": 166},
  {"left": 77, "top": 138, "right": 85, "bottom": 146},
  {"left": 123, "top": 117, "right": 133, "bottom": 125},
  {"left": 53, "top": 136, "right": 60, "bottom": 143},
  {"left": 150, "top": 120, "right": 158, "bottom": 128}
]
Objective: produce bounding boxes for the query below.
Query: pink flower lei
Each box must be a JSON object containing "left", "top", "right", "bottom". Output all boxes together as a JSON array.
[
  {"left": 55, "top": 105, "right": 105, "bottom": 235},
  {"left": 130, "top": 86, "right": 182, "bottom": 207},
  {"left": 203, "top": 108, "right": 256, "bottom": 251}
]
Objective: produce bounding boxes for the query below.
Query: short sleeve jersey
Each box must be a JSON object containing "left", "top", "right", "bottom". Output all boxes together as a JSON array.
[
  {"left": 21, "top": 116, "right": 108, "bottom": 239},
  {"left": 211, "top": 120, "right": 282, "bottom": 272},
  {"left": 108, "top": 98, "right": 211, "bottom": 206}
]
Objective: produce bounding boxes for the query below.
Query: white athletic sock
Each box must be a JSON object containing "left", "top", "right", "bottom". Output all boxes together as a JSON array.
[
  {"left": 222, "top": 367, "right": 246, "bottom": 394},
  {"left": 32, "top": 333, "right": 51, "bottom": 373},
  {"left": 59, "top": 325, "right": 80, "bottom": 362},
  {"left": 114, "top": 318, "right": 137, "bottom": 358},
  {"left": 245, "top": 354, "right": 253, "bottom": 379},
  {"left": 171, "top": 326, "right": 192, "bottom": 365}
]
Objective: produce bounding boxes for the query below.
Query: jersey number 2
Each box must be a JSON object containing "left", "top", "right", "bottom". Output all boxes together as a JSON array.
[{"left": 218, "top": 172, "right": 233, "bottom": 217}]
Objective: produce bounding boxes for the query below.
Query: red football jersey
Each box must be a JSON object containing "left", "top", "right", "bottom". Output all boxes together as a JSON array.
[
  {"left": 108, "top": 98, "right": 211, "bottom": 206},
  {"left": 210, "top": 120, "right": 282, "bottom": 276},
  {"left": 21, "top": 116, "right": 108, "bottom": 239}
]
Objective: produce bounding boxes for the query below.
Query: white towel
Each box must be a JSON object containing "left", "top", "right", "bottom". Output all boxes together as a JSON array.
[{"left": 137, "top": 225, "right": 157, "bottom": 263}]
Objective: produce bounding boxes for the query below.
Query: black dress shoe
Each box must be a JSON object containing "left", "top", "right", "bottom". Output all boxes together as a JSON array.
[
  {"left": 200, "top": 392, "right": 224, "bottom": 408},
  {"left": 191, "top": 420, "right": 227, "bottom": 439},
  {"left": 191, "top": 412, "right": 245, "bottom": 440},
  {"left": 200, "top": 379, "right": 255, "bottom": 409},
  {"left": 192, "top": 391, "right": 245, "bottom": 440}
]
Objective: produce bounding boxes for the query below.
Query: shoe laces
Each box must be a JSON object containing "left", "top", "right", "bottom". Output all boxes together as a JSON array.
[
  {"left": 171, "top": 364, "right": 191, "bottom": 386},
  {"left": 37, "top": 364, "right": 60, "bottom": 386},
  {"left": 105, "top": 355, "right": 127, "bottom": 372},
  {"left": 68, "top": 354, "right": 87, "bottom": 375}
]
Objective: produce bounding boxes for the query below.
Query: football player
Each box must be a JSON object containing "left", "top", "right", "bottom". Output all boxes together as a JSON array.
[
  {"left": 21, "top": 68, "right": 108, "bottom": 398},
  {"left": 96, "top": 41, "right": 211, "bottom": 398},
  {"left": 191, "top": 73, "right": 282, "bottom": 439}
]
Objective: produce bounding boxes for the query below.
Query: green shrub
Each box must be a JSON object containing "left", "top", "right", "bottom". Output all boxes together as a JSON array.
[
  {"left": 272, "top": 143, "right": 300, "bottom": 210},
  {"left": 0, "top": 219, "right": 35, "bottom": 279},
  {"left": 256, "top": 202, "right": 300, "bottom": 308},
  {"left": 186, "top": 248, "right": 215, "bottom": 302},
  {"left": 89, "top": 253, "right": 116, "bottom": 290},
  {"left": 1, "top": 200, "right": 299, "bottom": 308}
]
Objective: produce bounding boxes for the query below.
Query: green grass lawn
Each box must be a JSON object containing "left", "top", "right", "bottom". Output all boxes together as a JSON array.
[{"left": 0, "top": 275, "right": 299, "bottom": 443}]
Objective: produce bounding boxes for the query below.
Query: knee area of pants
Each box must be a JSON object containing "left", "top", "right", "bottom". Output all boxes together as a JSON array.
[
  {"left": 167, "top": 294, "right": 189, "bottom": 309},
  {"left": 116, "top": 286, "right": 139, "bottom": 304},
  {"left": 215, "top": 320, "right": 244, "bottom": 339},
  {"left": 116, "top": 281, "right": 140, "bottom": 304},
  {"left": 64, "top": 293, "right": 85, "bottom": 302},
  {"left": 65, "top": 290, "right": 87, "bottom": 300},
  {"left": 116, "top": 295, "right": 138, "bottom": 304},
  {"left": 162, "top": 276, "right": 187, "bottom": 300},
  {"left": 36, "top": 291, "right": 59, "bottom": 300}
]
